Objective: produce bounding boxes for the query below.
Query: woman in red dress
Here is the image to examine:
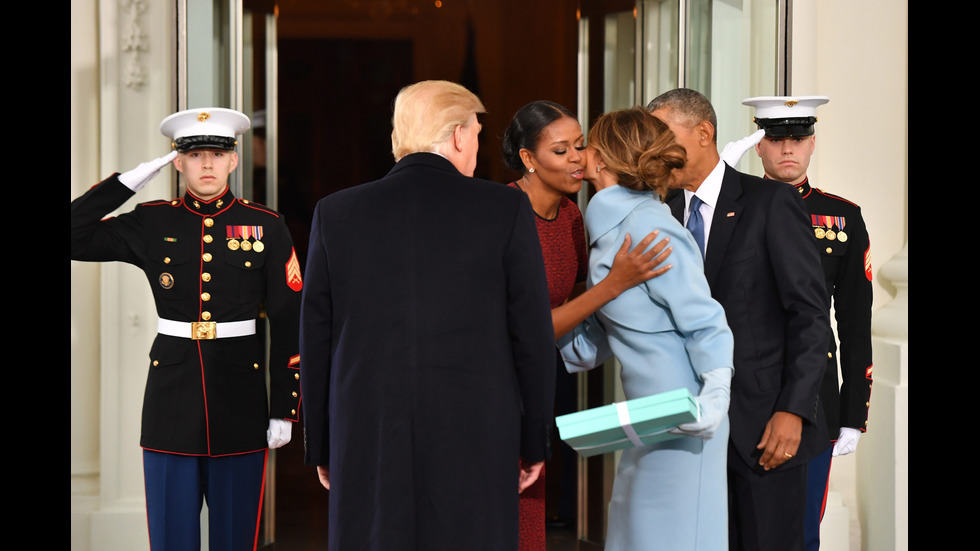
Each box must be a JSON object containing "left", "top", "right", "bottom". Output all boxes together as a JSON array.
[{"left": 502, "top": 101, "right": 671, "bottom": 550}]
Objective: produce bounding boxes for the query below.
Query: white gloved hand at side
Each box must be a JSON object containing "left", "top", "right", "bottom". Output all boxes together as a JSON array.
[
  {"left": 118, "top": 151, "right": 178, "bottom": 192},
  {"left": 670, "top": 367, "right": 732, "bottom": 440},
  {"left": 267, "top": 418, "right": 293, "bottom": 449},
  {"left": 832, "top": 427, "right": 861, "bottom": 456},
  {"left": 720, "top": 129, "right": 764, "bottom": 168}
]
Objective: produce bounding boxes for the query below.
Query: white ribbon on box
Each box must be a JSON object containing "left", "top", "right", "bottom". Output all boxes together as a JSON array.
[{"left": 571, "top": 400, "right": 702, "bottom": 452}]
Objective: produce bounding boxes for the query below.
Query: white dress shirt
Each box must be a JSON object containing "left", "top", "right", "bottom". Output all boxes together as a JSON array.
[{"left": 682, "top": 159, "right": 726, "bottom": 255}]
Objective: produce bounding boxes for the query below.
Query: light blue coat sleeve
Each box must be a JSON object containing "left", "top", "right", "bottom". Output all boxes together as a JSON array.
[{"left": 557, "top": 314, "right": 613, "bottom": 373}]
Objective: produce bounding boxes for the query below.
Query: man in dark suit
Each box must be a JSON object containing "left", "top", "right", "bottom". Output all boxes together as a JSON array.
[
  {"left": 649, "top": 89, "right": 830, "bottom": 551},
  {"left": 300, "top": 80, "right": 556, "bottom": 551}
]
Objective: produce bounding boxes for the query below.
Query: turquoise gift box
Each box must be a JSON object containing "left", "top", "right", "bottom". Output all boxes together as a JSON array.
[{"left": 555, "top": 388, "right": 699, "bottom": 457}]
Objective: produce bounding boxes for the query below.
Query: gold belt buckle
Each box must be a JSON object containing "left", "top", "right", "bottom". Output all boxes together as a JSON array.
[{"left": 191, "top": 321, "right": 217, "bottom": 340}]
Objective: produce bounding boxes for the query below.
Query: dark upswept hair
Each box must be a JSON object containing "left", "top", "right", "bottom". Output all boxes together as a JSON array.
[
  {"left": 646, "top": 88, "right": 718, "bottom": 144},
  {"left": 587, "top": 107, "right": 687, "bottom": 200},
  {"left": 502, "top": 100, "right": 577, "bottom": 172}
]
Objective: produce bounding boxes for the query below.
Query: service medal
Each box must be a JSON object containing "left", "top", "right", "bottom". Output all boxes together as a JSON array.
[
  {"left": 837, "top": 231, "right": 848, "bottom": 243},
  {"left": 228, "top": 239, "right": 240, "bottom": 251},
  {"left": 241, "top": 239, "right": 253, "bottom": 251},
  {"left": 814, "top": 227, "right": 825, "bottom": 239},
  {"left": 253, "top": 240, "right": 265, "bottom": 253},
  {"left": 825, "top": 229, "right": 836, "bottom": 241}
]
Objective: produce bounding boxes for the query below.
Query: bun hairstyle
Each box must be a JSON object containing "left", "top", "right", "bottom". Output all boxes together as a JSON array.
[
  {"left": 502, "top": 100, "right": 577, "bottom": 172},
  {"left": 587, "top": 107, "right": 686, "bottom": 200}
]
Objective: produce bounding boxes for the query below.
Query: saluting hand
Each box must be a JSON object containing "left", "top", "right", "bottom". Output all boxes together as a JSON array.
[{"left": 119, "top": 150, "right": 179, "bottom": 192}]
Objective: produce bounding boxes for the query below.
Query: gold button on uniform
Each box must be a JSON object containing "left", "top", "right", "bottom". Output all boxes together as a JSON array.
[
  {"left": 294, "top": 373, "right": 300, "bottom": 380},
  {"left": 292, "top": 391, "right": 298, "bottom": 397},
  {"left": 204, "top": 218, "right": 214, "bottom": 227},
  {"left": 826, "top": 247, "right": 833, "bottom": 254},
  {"left": 202, "top": 272, "right": 211, "bottom": 282},
  {"left": 291, "top": 409, "right": 297, "bottom": 416},
  {"left": 204, "top": 234, "right": 213, "bottom": 243},
  {"left": 153, "top": 360, "right": 159, "bottom": 366},
  {"left": 164, "top": 257, "right": 171, "bottom": 264},
  {"left": 203, "top": 253, "right": 212, "bottom": 262},
  {"left": 202, "top": 311, "right": 212, "bottom": 320},
  {"left": 201, "top": 292, "right": 211, "bottom": 301},
  {"left": 245, "top": 261, "right": 252, "bottom": 268},
  {"left": 828, "top": 352, "right": 833, "bottom": 358},
  {"left": 253, "top": 363, "right": 260, "bottom": 370}
]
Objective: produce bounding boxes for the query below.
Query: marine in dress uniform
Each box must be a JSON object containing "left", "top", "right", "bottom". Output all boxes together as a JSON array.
[
  {"left": 743, "top": 96, "right": 873, "bottom": 551},
  {"left": 70, "top": 108, "right": 302, "bottom": 551}
]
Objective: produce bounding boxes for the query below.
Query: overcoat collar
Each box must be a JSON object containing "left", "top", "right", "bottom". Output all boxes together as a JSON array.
[
  {"left": 386, "top": 152, "right": 462, "bottom": 178},
  {"left": 584, "top": 184, "right": 655, "bottom": 246}
]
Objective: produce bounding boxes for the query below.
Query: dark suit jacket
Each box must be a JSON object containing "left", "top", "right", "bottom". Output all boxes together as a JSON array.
[
  {"left": 300, "top": 153, "right": 556, "bottom": 550},
  {"left": 668, "top": 164, "right": 830, "bottom": 472}
]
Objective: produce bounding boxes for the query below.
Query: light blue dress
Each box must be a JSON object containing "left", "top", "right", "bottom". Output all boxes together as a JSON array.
[{"left": 559, "top": 184, "right": 734, "bottom": 550}]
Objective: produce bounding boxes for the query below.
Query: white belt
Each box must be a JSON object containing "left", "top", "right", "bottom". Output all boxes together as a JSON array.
[{"left": 157, "top": 318, "right": 256, "bottom": 340}]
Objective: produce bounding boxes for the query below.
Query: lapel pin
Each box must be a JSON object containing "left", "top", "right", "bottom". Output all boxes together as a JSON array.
[{"left": 727, "top": 212, "right": 735, "bottom": 217}]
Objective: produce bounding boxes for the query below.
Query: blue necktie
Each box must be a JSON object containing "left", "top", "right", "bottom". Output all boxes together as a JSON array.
[{"left": 687, "top": 195, "right": 705, "bottom": 258}]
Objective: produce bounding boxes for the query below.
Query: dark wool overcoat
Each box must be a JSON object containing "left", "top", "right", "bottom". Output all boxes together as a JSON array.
[{"left": 301, "top": 153, "right": 556, "bottom": 551}]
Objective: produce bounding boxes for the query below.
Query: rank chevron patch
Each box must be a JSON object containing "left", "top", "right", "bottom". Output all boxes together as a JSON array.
[
  {"left": 286, "top": 248, "right": 303, "bottom": 292},
  {"left": 864, "top": 241, "right": 873, "bottom": 282}
]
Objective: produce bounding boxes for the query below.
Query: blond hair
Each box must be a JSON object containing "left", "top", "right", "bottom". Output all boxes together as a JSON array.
[
  {"left": 588, "top": 107, "right": 687, "bottom": 200},
  {"left": 391, "top": 81, "right": 486, "bottom": 162}
]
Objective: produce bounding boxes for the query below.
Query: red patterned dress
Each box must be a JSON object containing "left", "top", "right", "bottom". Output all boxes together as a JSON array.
[{"left": 510, "top": 184, "right": 588, "bottom": 551}]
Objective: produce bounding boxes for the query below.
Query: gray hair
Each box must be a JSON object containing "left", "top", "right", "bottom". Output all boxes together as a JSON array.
[{"left": 647, "top": 88, "right": 718, "bottom": 143}]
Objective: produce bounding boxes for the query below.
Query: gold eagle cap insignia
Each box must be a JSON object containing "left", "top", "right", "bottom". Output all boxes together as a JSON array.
[
  {"left": 197, "top": 112, "right": 211, "bottom": 122},
  {"left": 784, "top": 100, "right": 799, "bottom": 107}
]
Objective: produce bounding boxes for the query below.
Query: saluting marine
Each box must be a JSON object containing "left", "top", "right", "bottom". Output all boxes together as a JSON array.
[
  {"left": 70, "top": 108, "right": 302, "bottom": 551},
  {"left": 743, "top": 95, "right": 873, "bottom": 551}
]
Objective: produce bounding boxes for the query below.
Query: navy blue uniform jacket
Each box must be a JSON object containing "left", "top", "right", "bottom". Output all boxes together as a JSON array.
[{"left": 71, "top": 176, "right": 302, "bottom": 456}]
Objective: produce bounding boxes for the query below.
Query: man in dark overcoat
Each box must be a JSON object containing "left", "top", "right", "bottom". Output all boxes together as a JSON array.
[
  {"left": 743, "top": 95, "right": 873, "bottom": 551},
  {"left": 70, "top": 108, "right": 302, "bottom": 550},
  {"left": 650, "top": 89, "right": 831, "bottom": 551},
  {"left": 300, "top": 80, "right": 556, "bottom": 551}
]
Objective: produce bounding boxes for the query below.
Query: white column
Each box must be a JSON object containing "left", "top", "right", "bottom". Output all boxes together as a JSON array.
[
  {"left": 72, "top": 1, "right": 175, "bottom": 550},
  {"left": 858, "top": 244, "right": 909, "bottom": 551}
]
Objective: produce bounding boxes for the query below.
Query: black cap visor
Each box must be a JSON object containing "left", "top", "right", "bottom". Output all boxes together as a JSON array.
[
  {"left": 754, "top": 116, "right": 817, "bottom": 138},
  {"left": 174, "top": 135, "right": 238, "bottom": 153}
]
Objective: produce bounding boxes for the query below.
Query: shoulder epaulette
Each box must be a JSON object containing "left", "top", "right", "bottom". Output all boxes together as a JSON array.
[
  {"left": 238, "top": 199, "right": 281, "bottom": 218},
  {"left": 813, "top": 188, "right": 860, "bottom": 208}
]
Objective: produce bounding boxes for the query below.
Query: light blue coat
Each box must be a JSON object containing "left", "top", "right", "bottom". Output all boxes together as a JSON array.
[{"left": 559, "top": 184, "right": 734, "bottom": 550}]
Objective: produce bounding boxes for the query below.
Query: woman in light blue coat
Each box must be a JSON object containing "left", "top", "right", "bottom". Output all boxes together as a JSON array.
[{"left": 559, "top": 108, "right": 735, "bottom": 550}]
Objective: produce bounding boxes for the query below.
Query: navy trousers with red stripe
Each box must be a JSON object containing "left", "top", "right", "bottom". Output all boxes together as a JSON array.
[
  {"left": 143, "top": 449, "right": 267, "bottom": 551},
  {"left": 804, "top": 446, "right": 833, "bottom": 551}
]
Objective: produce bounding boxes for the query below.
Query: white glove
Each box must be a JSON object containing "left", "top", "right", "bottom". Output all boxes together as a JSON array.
[
  {"left": 670, "top": 368, "right": 732, "bottom": 440},
  {"left": 720, "top": 129, "right": 765, "bottom": 168},
  {"left": 118, "top": 150, "right": 178, "bottom": 192},
  {"left": 267, "top": 418, "right": 293, "bottom": 449},
  {"left": 832, "top": 427, "right": 861, "bottom": 456}
]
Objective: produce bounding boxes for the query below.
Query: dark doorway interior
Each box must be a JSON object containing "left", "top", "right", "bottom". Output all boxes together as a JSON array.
[
  {"left": 277, "top": 38, "right": 415, "bottom": 268},
  {"left": 269, "top": 2, "right": 582, "bottom": 548}
]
